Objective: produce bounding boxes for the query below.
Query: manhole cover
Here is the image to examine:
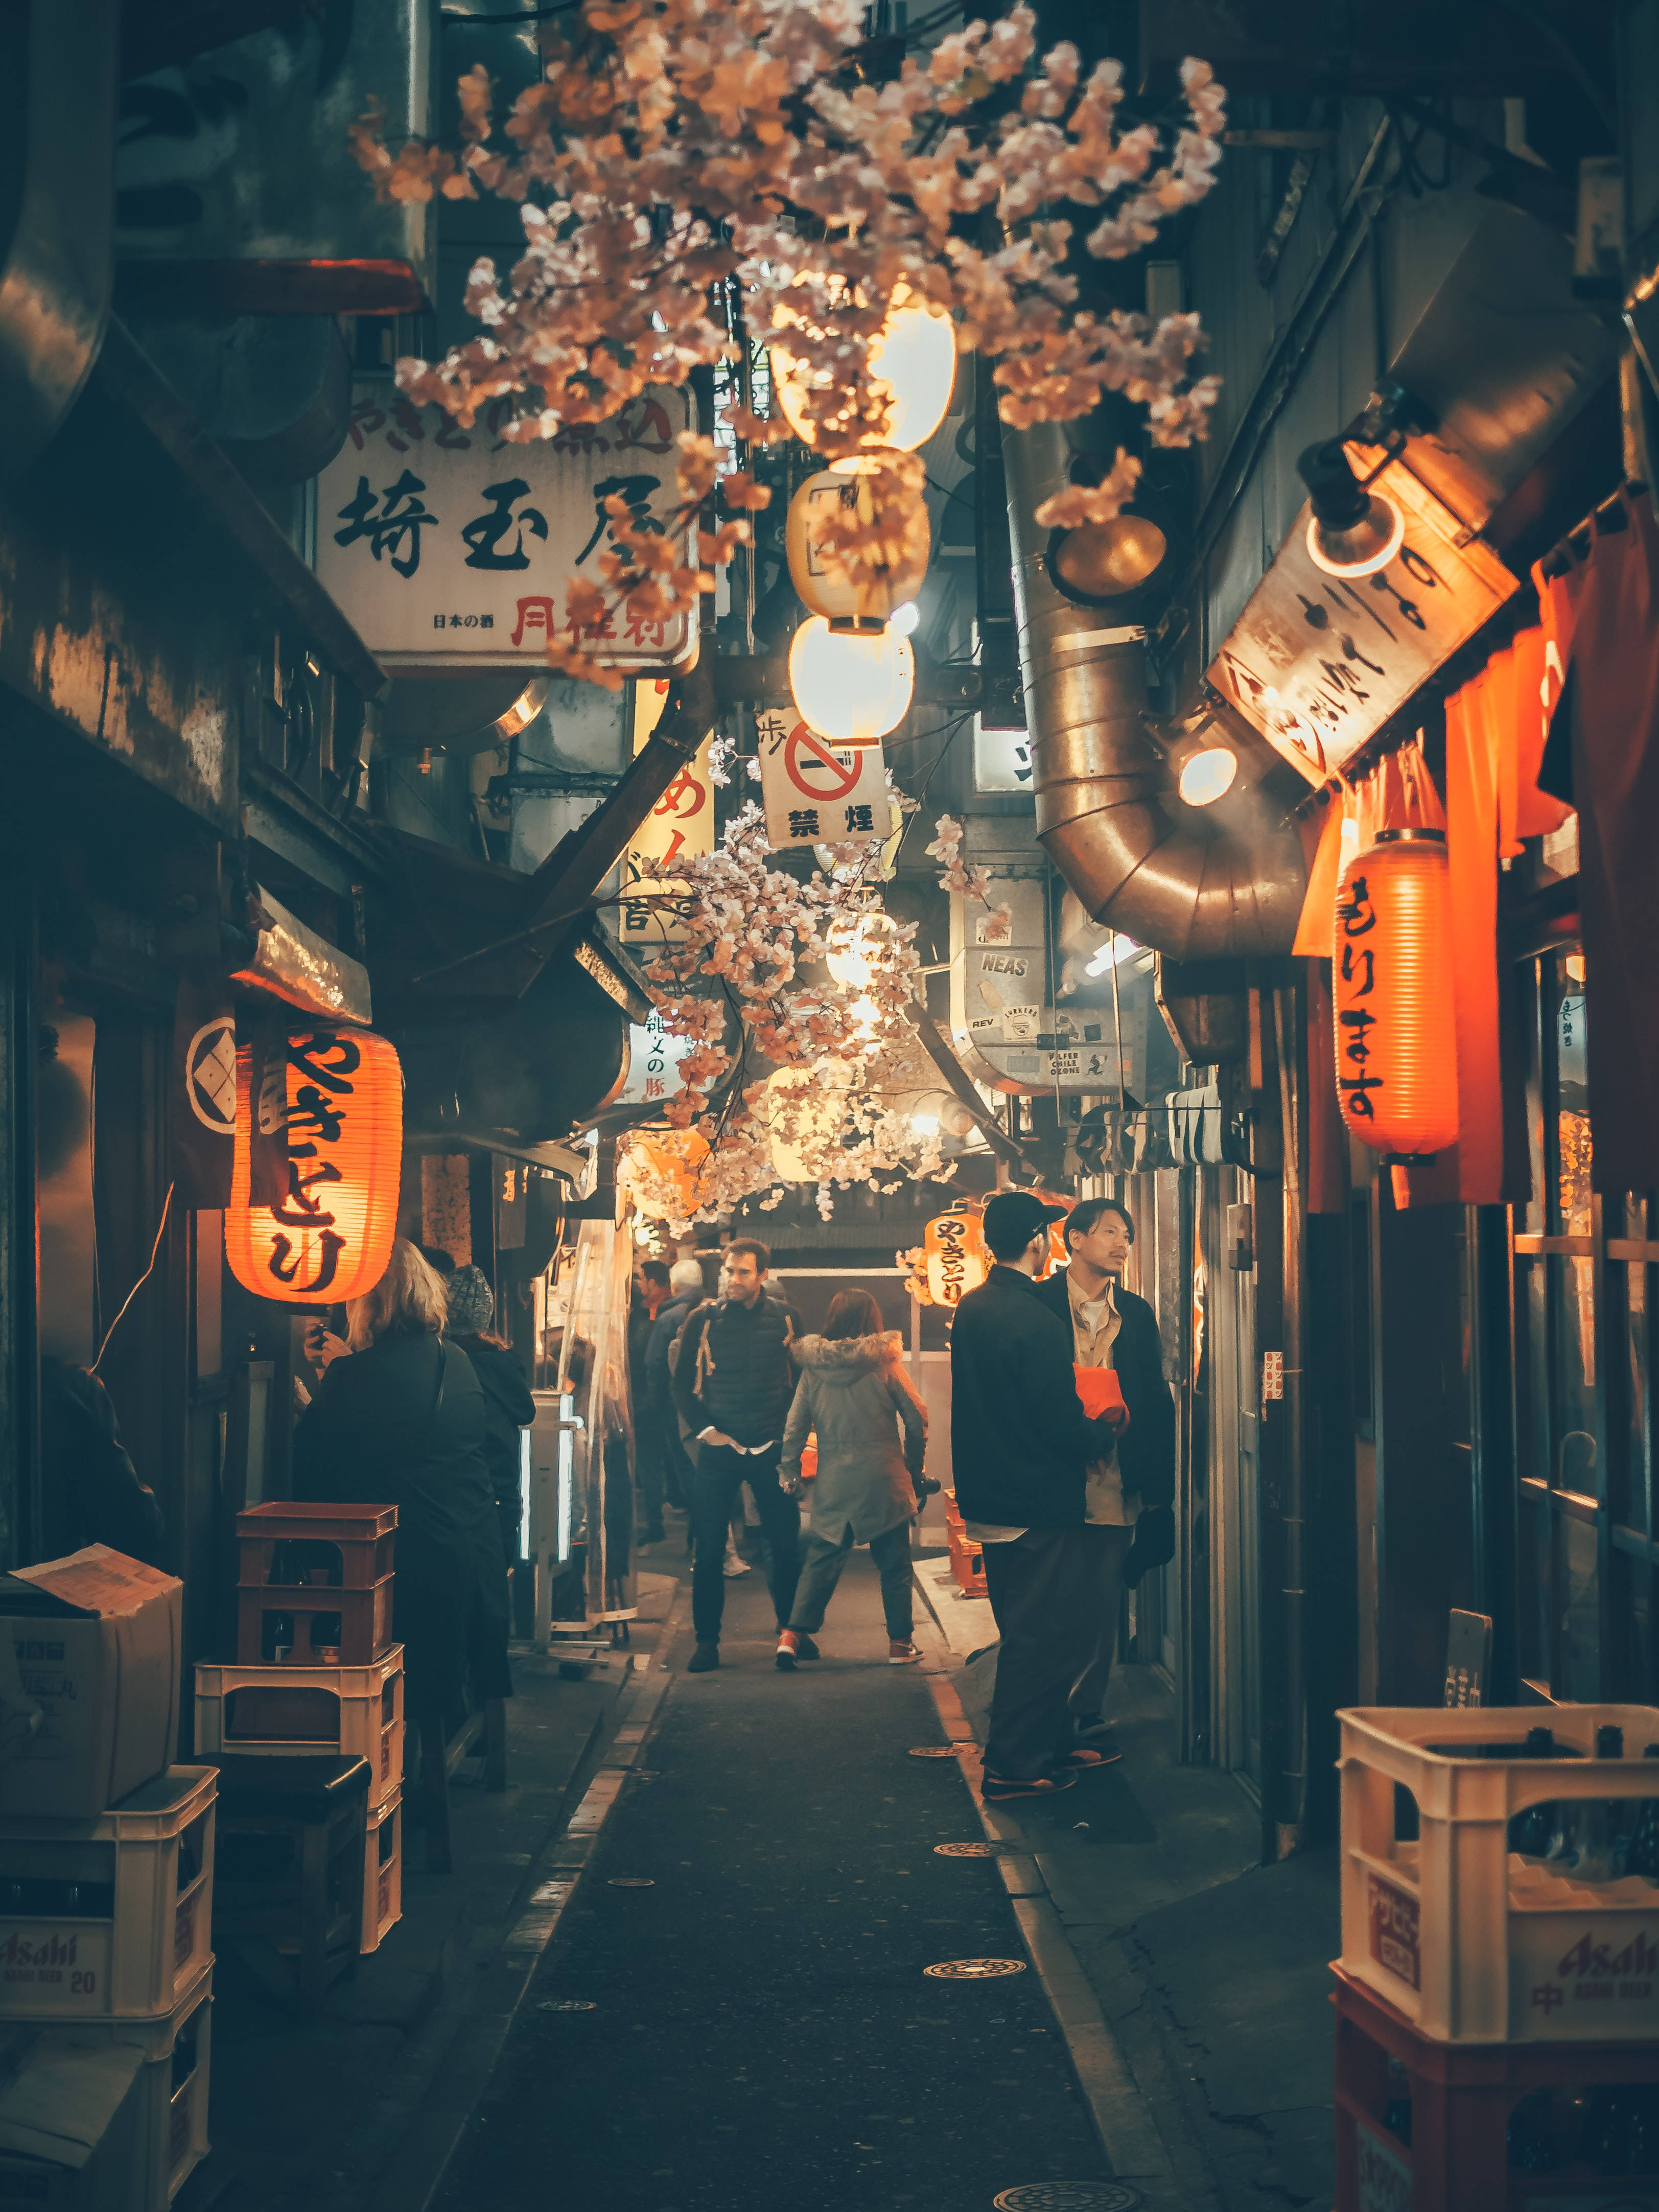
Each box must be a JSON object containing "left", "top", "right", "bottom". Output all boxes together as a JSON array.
[
  {"left": 923, "top": 1958, "right": 1027, "bottom": 1979},
  {"left": 606, "top": 1877, "right": 655, "bottom": 1887},
  {"left": 934, "top": 1842, "right": 997, "bottom": 1857},
  {"left": 909, "top": 1744, "right": 974, "bottom": 1758},
  {"left": 536, "top": 2000, "right": 597, "bottom": 2012},
  {"left": 992, "top": 2189, "right": 1142, "bottom": 2211}
]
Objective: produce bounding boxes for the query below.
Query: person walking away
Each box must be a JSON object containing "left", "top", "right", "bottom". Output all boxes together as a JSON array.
[
  {"left": 628, "top": 1259, "right": 673, "bottom": 1543},
  {"left": 1035, "top": 1199, "right": 1177, "bottom": 1759},
  {"left": 950, "top": 1192, "right": 1122, "bottom": 1802},
  {"left": 646, "top": 1258, "right": 704, "bottom": 1520},
  {"left": 443, "top": 1265, "right": 537, "bottom": 1581},
  {"left": 670, "top": 1238, "right": 800, "bottom": 1671},
  {"left": 776, "top": 1290, "right": 927, "bottom": 1670},
  {"left": 293, "top": 1240, "right": 512, "bottom": 1751}
]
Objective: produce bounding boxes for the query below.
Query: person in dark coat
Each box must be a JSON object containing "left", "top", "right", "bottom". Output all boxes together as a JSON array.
[
  {"left": 292, "top": 1239, "right": 511, "bottom": 1726},
  {"left": 1035, "top": 1198, "right": 1177, "bottom": 1749},
  {"left": 627, "top": 1260, "right": 672, "bottom": 1543},
  {"left": 39, "top": 1359, "right": 164, "bottom": 1565},
  {"left": 443, "top": 1265, "right": 536, "bottom": 1572},
  {"left": 950, "top": 1191, "right": 1120, "bottom": 1802},
  {"left": 645, "top": 1259, "right": 705, "bottom": 1517},
  {"left": 669, "top": 1237, "right": 800, "bottom": 1672}
]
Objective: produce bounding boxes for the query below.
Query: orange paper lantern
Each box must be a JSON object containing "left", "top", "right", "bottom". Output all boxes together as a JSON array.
[
  {"left": 1333, "top": 829, "right": 1459, "bottom": 1156},
  {"left": 923, "top": 1207, "right": 988, "bottom": 1308},
  {"left": 226, "top": 1027, "right": 402, "bottom": 1305}
]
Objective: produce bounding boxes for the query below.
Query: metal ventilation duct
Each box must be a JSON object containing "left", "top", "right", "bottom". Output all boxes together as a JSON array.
[{"left": 1002, "top": 420, "right": 1305, "bottom": 961}]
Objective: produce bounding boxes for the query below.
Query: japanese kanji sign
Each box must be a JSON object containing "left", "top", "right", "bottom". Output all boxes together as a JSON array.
[
  {"left": 1206, "top": 453, "right": 1518, "bottom": 783},
  {"left": 756, "top": 710, "right": 892, "bottom": 851},
  {"left": 614, "top": 1009, "right": 695, "bottom": 1108},
  {"left": 315, "top": 384, "right": 698, "bottom": 671},
  {"left": 619, "top": 678, "right": 715, "bottom": 949}
]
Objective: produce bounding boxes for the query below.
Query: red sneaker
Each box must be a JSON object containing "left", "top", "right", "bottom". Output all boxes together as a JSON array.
[
  {"left": 981, "top": 1770, "right": 1078, "bottom": 1802},
  {"left": 888, "top": 1639, "right": 921, "bottom": 1665}
]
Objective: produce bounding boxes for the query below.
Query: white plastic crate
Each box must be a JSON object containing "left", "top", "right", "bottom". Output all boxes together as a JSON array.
[
  {"left": 359, "top": 1785, "right": 402, "bottom": 1957},
  {"left": 1340, "top": 1703, "right": 1659, "bottom": 2043},
  {"left": 0, "top": 1767, "right": 215, "bottom": 2020},
  {"left": 38, "top": 1960, "right": 212, "bottom": 2210},
  {"left": 194, "top": 1648, "right": 404, "bottom": 1809}
]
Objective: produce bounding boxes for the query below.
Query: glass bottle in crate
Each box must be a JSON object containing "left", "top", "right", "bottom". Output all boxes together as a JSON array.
[
  {"left": 1623, "top": 1745, "right": 1659, "bottom": 1881},
  {"left": 1508, "top": 1726, "right": 1559, "bottom": 1856},
  {"left": 1382, "top": 2058, "right": 1412, "bottom": 2146},
  {"left": 1508, "top": 2088, "right": 1559, "bottom": 2174}
]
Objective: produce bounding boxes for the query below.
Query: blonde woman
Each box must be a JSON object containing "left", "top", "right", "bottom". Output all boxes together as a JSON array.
[{"left": 292, "top": 1239, "right": 511, "bottom": 1728}]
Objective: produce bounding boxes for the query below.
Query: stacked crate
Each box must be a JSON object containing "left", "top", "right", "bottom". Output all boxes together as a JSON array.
[
  {"left": 1334, "top": 1704, "right": 1659, "bottom": 2209},
  {"left": 941, "top": 1489, "right": 987, "bottom": 1599},
  {"left": 195, "top": 1505, "right": 403, "bottom": 1954},
  {"left": 0, "top": 1764, "right": 217, "bottom": 2209}
]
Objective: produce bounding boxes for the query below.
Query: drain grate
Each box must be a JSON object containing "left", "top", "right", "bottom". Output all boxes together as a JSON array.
[
  {"left": 606, "top": 1877, "right": 655, "bottom": 1887},
  {"left": 923, "top": 1958, "right": 1027, "bottom": 1979},
  {"left": 992, "top": 2188, "right": 1142, "bottom": 2211},
  {"left": 536, "top": 2000, "right": 597, "bottom": 2012},
  {"left": 909, "top": 1744, "right": 974, "bottom": 1758},
  {"left": 934, "top": 1842, "right": 997, "bottom": 1857}
]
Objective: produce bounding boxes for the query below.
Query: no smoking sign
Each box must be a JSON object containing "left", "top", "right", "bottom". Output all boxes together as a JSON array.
[{"left": 757, "top": 711, "right": 892, "bottom": 853}]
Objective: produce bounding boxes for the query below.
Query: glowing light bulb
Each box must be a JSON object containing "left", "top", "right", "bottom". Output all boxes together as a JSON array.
[
  {"left": 770, "top": 284, "right": 955, "bottom": 458},
  {"left": 1177, "top": 746, "right": 1239, "bottom": 807},
  {"left": 891, "top": 599, "right": 920, "bottom": 637},
  {"left": 788, "top": 618, "right": 914, "bottom": 747}
]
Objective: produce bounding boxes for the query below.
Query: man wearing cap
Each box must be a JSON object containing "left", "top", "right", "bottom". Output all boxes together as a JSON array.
[{"left": 950, "top": 1191, "right": 1124, "bottom": 1801}]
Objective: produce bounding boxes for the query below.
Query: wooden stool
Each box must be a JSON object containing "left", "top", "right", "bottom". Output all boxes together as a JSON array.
[
  {"left": 209, "top": 1753, "right": 371, "bottom": 2014},
  {"left": 417, "top": 1701, "right": 507, "bottom": 1875}
]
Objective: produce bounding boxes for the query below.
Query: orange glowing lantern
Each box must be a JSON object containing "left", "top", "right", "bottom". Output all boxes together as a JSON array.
[
  {"left": 1040, "top": 1196, "right": 1076, "bottom": 1278},
  {"left": 923, "top": 1206, "right": 988, "bottom": 1308},
  {"left": 624, "top": 1129, "right": 712, "bottom": 1217},
  {"left": 225, "top": 1027, "right": 403, "bottom": 1304},
  {"left": 1332, "top": 828, "right": 1459, "bottom": 1155}
]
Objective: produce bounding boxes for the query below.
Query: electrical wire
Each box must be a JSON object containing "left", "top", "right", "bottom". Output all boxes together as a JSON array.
[{"left": 92, "top": 1184, "right": 174, "bottom": 1375}]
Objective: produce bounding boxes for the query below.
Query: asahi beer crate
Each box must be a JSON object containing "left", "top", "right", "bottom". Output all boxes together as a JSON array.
[
  {"left": 194, "top": 1649, "right": 403, "bottom": 1811},
  {"left": 37, "top": 1961, "right": 213, "bottom": 2210},
  {"left": 359, "top": 1785, "right": 402, "bottom": 1956},
  {"left": 1341, "top": 1705, "right": 1659, "bottom": 2043},
  {"left": 0, "top": 1768, "right": 214, "bottom": 2021}
]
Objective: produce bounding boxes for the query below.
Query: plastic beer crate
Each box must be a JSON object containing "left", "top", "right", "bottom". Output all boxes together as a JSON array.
[
  {"left": 1340, "top": 1704, "right": 1659, "bottom": 2044},
  {"left": 194, "top": 1649, "right": 403, "bottom": 1811},
  {"left": 235, "top": 1501, "right": 396, "bottom": 1592},
  {"left": 37, "top": 1960, "right": 213, "bottom": 2209},
  {"left": 359, "top": 1785, "right": 402, "bottom": 1956},
  {"left": 0, "top": 1767, "right": 215, "bottom": 2021}
]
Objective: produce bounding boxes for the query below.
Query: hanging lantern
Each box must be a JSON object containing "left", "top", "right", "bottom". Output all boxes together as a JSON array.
[
  {"left": 923, "top": 1206, "right": 988, "bottom": 1308},
  {"left": 1041, "top": 1196, "right": 1076, "bottom": 1278},
  {"left": 765, "top": 1064, "right": 855, "bottom": 1182},
  {"left": 785, "top": 469, "right": 930, "bottom": 631},
  {"left": 622, "top": 1129, "right": 711, "bottom": 1218},
  {"left": 770, "top": 282, "right": 956, "bottom": 461},
  {"left": 225, "top": 1027, "right": 402, "bottom": 1304},
  {"left": 1333, "top": 829, "right": 1459, "bottom": 1155},
  {"left": 788, "top": 617, "right": 914, "bottom": 748}
]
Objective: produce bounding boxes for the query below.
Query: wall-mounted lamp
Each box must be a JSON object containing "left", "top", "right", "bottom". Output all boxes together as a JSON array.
[
  {"left": 1146, "top": 711, "right": 1240, "bottom": 808},
  {"left": 1297, "top": 438, "right": 1405, "bottom": 578},
  {"left": 1043, "top": 457, "right": 1178, "bottom": 617}
]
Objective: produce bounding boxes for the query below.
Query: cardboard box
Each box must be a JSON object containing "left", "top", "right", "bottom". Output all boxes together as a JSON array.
[
  {"left": 0, "top": 1553, "right": 181, "bottom": 1819},
  {"left": 0, "top": 2029, "right": 145, "bottom": 2212}
]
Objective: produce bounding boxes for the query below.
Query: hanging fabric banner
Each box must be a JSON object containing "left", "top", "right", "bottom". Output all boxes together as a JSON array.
[
  {"left": 171, "top": 969, "right": 237, "bottom": 1209},
  {"left": 243, "top": 1011, "right": 293, "bottom": 1210}
]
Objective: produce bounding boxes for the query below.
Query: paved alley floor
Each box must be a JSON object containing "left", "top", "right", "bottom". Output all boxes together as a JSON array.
[{"left": 431, "top": 1543, "right": 1114, "bottom": 2212}]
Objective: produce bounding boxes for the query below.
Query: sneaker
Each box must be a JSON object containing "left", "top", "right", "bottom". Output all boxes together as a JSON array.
[
  {"left": 722, "top": 1546, "right": 752, "bottom": 1578},
  {"left": 775, "top": 1630, "right": 801, "bottom": 1671},
  {"left": 1058, "top": 1742, "right": 1121, "bottom": 1771},
  {"left": 792, "top": 1632, "right": 820, "bottom": 1661},
  {"left": 888, "top": 1639, "right": 921, "bottom": 1665},
  {"left": 981, "top": 1769, "right": 1078, "bottom": 1802},
  {"left": 686, "top": 1643, "right": 721, "bottom": 1673}
]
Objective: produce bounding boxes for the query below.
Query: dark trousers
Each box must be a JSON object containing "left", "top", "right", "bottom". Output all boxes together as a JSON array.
[
  {"left": 632, "top": 1396, "right": 666, "bottom": 1538},
  {"left": 652, "top": 1390, "right": 691, "bottom": 1509},
  {"left": 979, "top": 1527, "right": 1095, "bottom": 1781},
  {"left": 688, "top": 1443, "right": 801, "bottom": 1644},
  {"left": 1069, "top": 1524, "right": 1134, "bottom": 1718},
  {"left": 789, "top": 1521, "right": 913, "bottom": 1639}
]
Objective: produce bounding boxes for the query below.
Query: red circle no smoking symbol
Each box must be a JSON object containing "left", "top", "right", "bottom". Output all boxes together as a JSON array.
[{"left": 783, "top": 724, "right": 861, "bottom": 801}]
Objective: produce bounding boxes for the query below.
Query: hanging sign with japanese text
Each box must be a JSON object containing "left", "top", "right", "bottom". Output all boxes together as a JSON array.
[
  {"left": 619, "top": 677, "right": 715, "bottom": 949},
  {"left": 756, "top": 710, "right": 893, "bottom": 852},
  {"left": 1206, "top": 452, "right": 1518, "bottom": 783},
  {"left": 314, "top": 384, "right": 698, "bottom": 671}
]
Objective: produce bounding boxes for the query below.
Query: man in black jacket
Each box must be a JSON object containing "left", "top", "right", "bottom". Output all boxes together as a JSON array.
[
  {"left": 670, "top": 1238, "right": 800, "bottom": 1671},
  {"left": 1036, "top": 1199, "right": 1177, "bottom": 1750},
  {"left": 951, "top": 1191, "right": 1121, "bottom": 1800}
]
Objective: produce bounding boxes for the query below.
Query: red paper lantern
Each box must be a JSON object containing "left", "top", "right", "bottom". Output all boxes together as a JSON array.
[
  {"left": 225, "top": 1027, "right": 403, "bottom": 1304},
  {"left": 1333, "top": 829, "right": 1459, "bottom": 1155}
]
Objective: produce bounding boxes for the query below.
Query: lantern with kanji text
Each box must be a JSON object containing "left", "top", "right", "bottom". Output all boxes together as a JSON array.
[
  {"left": 225, "top": 1027, "right": 403, "bottom": 1305},
  {"left": 1332, "top": 829, "right": 1459, "bottom": 1156},
  {"left": 923, "top": 1206, "right": 988, "bottom": 1308}
]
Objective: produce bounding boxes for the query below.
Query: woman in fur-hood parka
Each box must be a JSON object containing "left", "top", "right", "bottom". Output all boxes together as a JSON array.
[{"left": 776, "top": 1290, "right": 928, "bottom": 1668}]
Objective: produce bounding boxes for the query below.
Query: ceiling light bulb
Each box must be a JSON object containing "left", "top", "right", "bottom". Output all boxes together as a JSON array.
[
  {"left": 788, "top": 618, "right": 914, "bottom": 747},
  {"left": 910, "top": 1112, "right": 940, "bottom": 1137},
  {"left": 1177, "top": 746, "right": 1239, "bottom": 806},
  {"left": 1297, "top": 437, "right": 1406, "bottom": 579}
]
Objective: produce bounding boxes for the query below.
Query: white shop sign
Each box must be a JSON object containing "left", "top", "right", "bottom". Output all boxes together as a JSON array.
[
  {"left": 315, "top": 383, "right": 698, "bottom": 671},
  {"left": 755, "top": 709, "right": 892, "bottom": 852}
]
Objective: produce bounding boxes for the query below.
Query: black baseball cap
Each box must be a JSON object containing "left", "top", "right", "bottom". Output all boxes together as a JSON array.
[{"left": 983, "top": 1190, "right": 1069, "bottom": 1258}]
